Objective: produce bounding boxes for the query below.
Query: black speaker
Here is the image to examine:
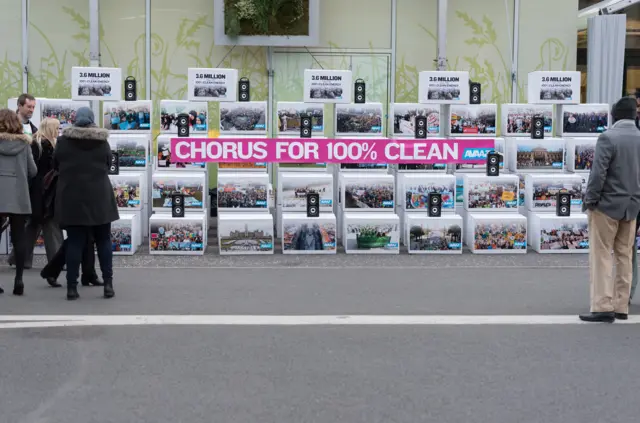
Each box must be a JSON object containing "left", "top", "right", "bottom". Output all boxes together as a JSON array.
[
  {"left": 238, "top": 77, "right": 250, "bottom": 102},
  {"left": 172, "top": 193, "right": 185, "bottom": 218},
  {"left": 470, "top": 82, "right": 481, "bottom": 104},
  {"left": 306, "top": 192, "right": 320, "bottom": 218},
  {"left": 556, "top": 191, "right": 571, "bottom": 217},
  {"left": 300, "top": 113, "right": 312, "bottom": 138},
  {"left": 414, "top": 115, "right": 427, "bottom": 139},
  {"left": 531, "top": 115, "right": 544, "bottom": 139},
  {"left": 354, "top": 78, "right": 366, "bottom": 104},
  {"left": 109, "top": 151, "right": 119, "bottom": 175},
  {"left": 486, "top": 151, "right": 500, "bottom": 176},
  {"left": 428, "top": 192, "right": 442, "bottom": 217},
  {"left": 177, "top": 113, "right": 190, "bottom": 137},
  {"left": 124, "top": 76, "right": 137, "bottom": 101}
]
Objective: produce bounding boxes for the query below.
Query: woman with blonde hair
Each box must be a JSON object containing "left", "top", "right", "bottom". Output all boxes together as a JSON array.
[
  {"left": 9, "top": 117, "right": 64, "bottom": 283},
  {"left": 0, "top": 108, "right": 37, "bottom": 295}
]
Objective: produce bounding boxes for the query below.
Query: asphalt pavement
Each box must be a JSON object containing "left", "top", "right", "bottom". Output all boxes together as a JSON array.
[{"left": 1, "top": 254, "right": 640, "bottom": 423}]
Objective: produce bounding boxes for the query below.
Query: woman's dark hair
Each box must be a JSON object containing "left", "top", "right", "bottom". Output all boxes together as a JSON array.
[{"left": 0, "top": 109, "right": 24, "bottom": 134}]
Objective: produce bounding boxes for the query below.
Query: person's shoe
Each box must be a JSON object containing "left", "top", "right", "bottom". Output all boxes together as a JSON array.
[
  {"left": 23, "top": 263, "right": 32, "bottom": 270},
  {"left": 81, "top": 276, "right": 104, "bottom": 287},
  {"left": 615, "top": 313, "right": 629, "bottom": 320},
  {"left": 12, "top": 279, "right": 24, "bottom": 296},
  {"left": 0, "top": 285, "right": 4, "bottom": 294},
  {"left": 103, "top": 279, "right": 114, "bottom": 299},
  {"left": 66, "top": 285, "right": 79, "bottom": 301},
  {"left": 579, "top": 312, "right": 615, "bottom": 323},
  {"left": 46, "top": 277, "right": 61, "bottom": 288}
]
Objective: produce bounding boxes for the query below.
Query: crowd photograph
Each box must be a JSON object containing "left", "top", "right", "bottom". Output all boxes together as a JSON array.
[
  {"left": 110, "top": 224, "right": 133, "bottom": 253},
  {"left": 110, "top": 138, "right": 147, "bottom": 168},
  {"left": 392, "top": 104, "right": 440, "bottom": 136},
  {"left": 450, "top": 105, "right": 496, "bottom": 134},
  {"left": 427, "top": 87, "right": 460, "bottom": 101},
  {"left": 160, "top": 101, "right": 208, "bottom": 133},
  {"left": 283, "top": 222, "right": 337, "bottom": 252},
  {"left": 219, "top": 222, "right": 273, "bottom": 253},
  {"left": 344, "top": 183, "right": 394, "bottom": 209},
  {"left": 409, "top": 222, "right": 462, "bottom": 251},
  {"left": 277, "top": 103, "right": 323, "bottom": 134},
  {"left": 345, "top": 223, "right": 400, "bottom": 252},
  {"left": 281, "top": 181, "right": 331, "bottom": 209},
  {"left": 111, "top": 180, "right": 141, "bottom": 208},
  {"left": 219, "top": 102, "right": 267, "bottom": 133},
  {"left": 398, "top": 164, "right": 446, "bottom": 171},
  {"left": 539, "top": 222, "right": 589, "bottom": 251},
  {"left": 335, "top": 104, "right": 383, "bottom": 135},
  {"left": 218, "top": 182, "right": 268, "bottom": 209},
  {"left": 474, "top": 222, "right": 527, "bottom": 250},
  {"left": 405, "top": 184, "right": 455, "bottom": 210},
  {"left": 515, "top": 145, "right": 564, "bottom": 170},
  {"left": 102, "top": 101, "right": 151, "bottom": 131},
  {"left": 504, "top": 106, "right": 552, "bottom": 134},
  {"left": 151, "top": 179, "right": 204, "bottom": 209},
  {"left": 562, "top": 108, "right": 608, "bottom": 134},
  {"left": 149, "top": 221, "right": 204, "bottom": 252},
  {"left": 467, "top": 182, "right": 518, "bottom": 209},
  {"left": 531, "top": 181, "right": 583, "bottom": 209},
  {"left": 156, "top": 139, "right": 206, "bottom": 169},
  {"left": 540, "top": 87, "right": 573, "bottom": 101},
  {"left": 41, "top": 101, "right": 88, "bottom": 132},
  {"left": 574, "top": 144, "right": 595, "bottom": 170}
]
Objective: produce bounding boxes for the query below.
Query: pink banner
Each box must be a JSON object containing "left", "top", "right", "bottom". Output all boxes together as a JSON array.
[{"left": 169, "top": 137, "right": 496, "bottom": 164}]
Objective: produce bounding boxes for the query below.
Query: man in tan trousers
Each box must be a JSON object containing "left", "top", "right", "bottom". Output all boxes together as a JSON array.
[{"left": 580, "top": 97, "right": 640, "bottom": 323}]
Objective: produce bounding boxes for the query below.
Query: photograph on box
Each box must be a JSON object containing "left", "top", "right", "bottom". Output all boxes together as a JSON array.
[
  {"left": 41, "top": 100, "right": 91, "bottom": 133},
  {"left": 529, "top": 178, "right": 583, "bottom": 210},
  {"left": 450, "top": 105, "right": 496, "bottom": 135},
  {"left": 279, "top": 163, "right": 327, "bottom": 169},
  {"left": 474, "top": 221, "right": 527, "bottom": 250},
  {"left": 218, "top": 179, "right": 268, "bottom": 210},
  {"left": 283, "top": 221, "right": 337, "bottom": 252},
  {"left": 341, "top": 163, "right": 388, "bottom": 170},
  {"left": 518, "top": 175, "right": 526, "bottom": 207},
  {"left": 405, "top": 181, "right": 455, "bottom": 211},
  {"left": 218, "top": 162, "right": 268, "bottom": 170},
  {"left": 150, "top": 220, "right": 205, "bottom": 252},
  {"left": 219, "top": 101, "right": 267, "bottom": 134},
  {"left": 398, "top": 164, "right": 447, "bottom": 171},
  {"left": 539, "top": 220, "right": 589, "bottom": 251},
  {"left": 108, "top": 135, "right": 147, "bottom": 168},
  {"left": 102, "top": 101, "right": 151, "bottom": 131},
  {"left": 111, "top": 221, "right": 134, "bottom": 253},
  {"left": 277, "top": 102, "right": 324, "bottom": 134},
  {"left": 335, "top": 103, "right": 383, "bottom": 136},
  {"left": 455, "top": 139, "right": 504, "bottom": 170},
  {"left": 110, "top": 176, "right": 142, "bottom": 208},
  {"left": 562, "top": 104, "right": 608, "bottom": 135},
  {"left": 392, "top": 103, "right": 440, "bottom": 136},
  {"left": 156, "top": 136, "right": 206, "bottom": 170},
  {"left": 409, "top": 220, "right": 462, "bottom": 252},
  {"left": 280, "top": 177, "right": 333, "bottom": 211},
  {"left": 344, "top": 181, "right": 394, "bottom": 210},
  {"left": 345, "top": 223, "right": 400, "bottom": 252},
  {"left": 503, "top": 104, "right": 553, "bottom": 135},
  {"left": 514, "top": 142, "right": 564, "bottom": 171},
  {"left": 219, "top": 221, "right": 273, "bottom": 253},
  {"left": 152, "top": 178, "right": 205, "bottom": 209},
  {"left": 467, "top": 180, "right": 519, "bottom": 210},
  {"left": 160, "top": 101, "right": 208, "bottom": 133},
  {"left": 456, "top": 176, "right": 464, "bottom": 204},
  {"left": 573, "top": 141, "right": 596, "bottom": 171}
]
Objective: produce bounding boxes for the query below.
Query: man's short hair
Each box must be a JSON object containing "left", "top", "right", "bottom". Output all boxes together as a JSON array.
[{"left": 17, "top": 93, "right": 36, "bottom": 107}]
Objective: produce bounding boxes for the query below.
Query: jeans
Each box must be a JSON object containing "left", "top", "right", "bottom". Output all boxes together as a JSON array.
[
  {"left": 65, "top": 224, "right": 113, "bottom": 286},
  {"left": 42, "top": 235, "right": 97, "bottom": 281}
]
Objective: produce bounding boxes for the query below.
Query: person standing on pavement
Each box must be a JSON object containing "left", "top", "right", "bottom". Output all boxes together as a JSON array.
[
  {"left": 579, "top": 96, "right": 640, "bottom": 323},
  {"left": 53, "top": 107, "right": 119, "bottom": 301},
  {"left": 0, "top": 109, "right": 38, "bottom": 296}
]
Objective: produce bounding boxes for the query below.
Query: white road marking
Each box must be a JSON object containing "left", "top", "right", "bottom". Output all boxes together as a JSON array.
[{"left": 0, "top": 315, "right": 637, "bottom": 329}]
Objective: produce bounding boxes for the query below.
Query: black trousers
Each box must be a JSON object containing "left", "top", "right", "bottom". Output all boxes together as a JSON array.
[
  {"left": 41, "top": 234, "right": 98, "bottom": 282},
  {"left": 65, "top": 224, "right": 112, "bottom": 286},
  {"left": 3, "top": 215, "right": 28, "bottom": 280}
]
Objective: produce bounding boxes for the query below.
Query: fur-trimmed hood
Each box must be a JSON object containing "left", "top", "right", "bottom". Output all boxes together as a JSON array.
[
  {"left": 61, "top": 126, "right": 109, "bottom": 142},
  {"left": 0, "top": 132, "right": 32, "bottom": 156}
]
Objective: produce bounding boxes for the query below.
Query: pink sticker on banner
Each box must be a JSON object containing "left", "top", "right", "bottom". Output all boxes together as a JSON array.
[{"left": 169, "top": 137, "right": 496, "bottom": 164}]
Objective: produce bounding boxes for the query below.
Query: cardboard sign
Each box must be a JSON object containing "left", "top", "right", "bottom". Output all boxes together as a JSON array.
[
  {"left": 419, "top": 71, "right": 470, "bottom": 104},
  {"left": 187, "top": 68, "right": 238, "bottom": 102},
  {"left": 527, "top": 71, "right": 581, "bottom": 104},
  {"left": 303, "top": 69, "right": 353, "bottom": 104},
  {"left": 72, "top": 67, "right": 123, "bottom": 101}
]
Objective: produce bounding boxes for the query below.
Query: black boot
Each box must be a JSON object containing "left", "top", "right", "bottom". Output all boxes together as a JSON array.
[
  {"left": 67, "top": 284, "right": 80, "bottom": 301},
  {"left": 81, "top": 273, "right": 104, "bottom": 286},
  {"left": 103, "top": 278, "right": 114, "bottom": 299},
  {"left": 13, "top": 278, "right": 24, "bottom": 296}
]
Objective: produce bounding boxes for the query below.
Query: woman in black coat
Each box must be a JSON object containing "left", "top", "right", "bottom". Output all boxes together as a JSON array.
[{"left": 53, "top": 107, "right": 119, "bottom": 300}]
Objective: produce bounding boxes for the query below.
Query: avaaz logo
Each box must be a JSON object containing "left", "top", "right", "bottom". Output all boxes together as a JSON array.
[{"left": 462, "top": 148, "right": 492, "bottom": 159}]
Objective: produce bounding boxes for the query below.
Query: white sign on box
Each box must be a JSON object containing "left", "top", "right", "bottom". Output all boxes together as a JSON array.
[
  {"left": 419, "top": 71, "right": 470, "bottom": 104},
  {"left": 527, "top": 71, "right": 581, "bottom": 104},
  {"left": 303, "top": 69, "right": 352, "bottom": 104},
  {"left": 188, "top": 68, "right": 238, "bottom": 102},
  {"left": 71, "top": 67, "right": 122, "bottom": 101}
]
